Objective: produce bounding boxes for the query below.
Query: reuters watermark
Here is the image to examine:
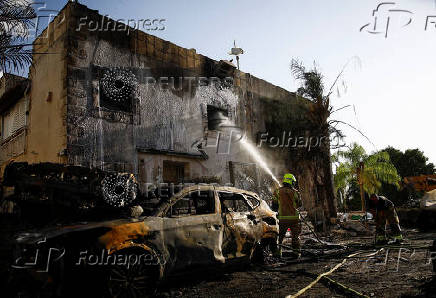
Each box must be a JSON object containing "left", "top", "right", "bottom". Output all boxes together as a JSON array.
[
  {"left": 143, "top": 76, "right": 234, "bottom": 92},
  {"left": 143, "top": 182, "right": 232, "bottom": 199}
]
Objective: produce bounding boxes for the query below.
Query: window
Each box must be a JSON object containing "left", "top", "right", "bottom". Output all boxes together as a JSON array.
[
  {"left": 207, "top": 105, "right": 229, "bottom": 131},
  {"left": 166, "top": 190, "right": 215, "bottom": 217},
  {"left": 163, "top": 160, "right": 186, "bottom": 184},
  {"left": 219, "top": 192, "right": 251, "bottom": 213},
  {"left": 99, "top": 68, "right": 137, "bottom": 112},
  {"left": 244, "top": 195, "right": 260, "bottom": 209},
  {"left": 1, "top": 98, "right": 26, "bottom": 141}
]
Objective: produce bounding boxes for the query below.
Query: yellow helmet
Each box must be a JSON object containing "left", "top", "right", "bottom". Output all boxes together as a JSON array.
[{"left": 283, "top": 173, "right": 296, "bottom": 185}]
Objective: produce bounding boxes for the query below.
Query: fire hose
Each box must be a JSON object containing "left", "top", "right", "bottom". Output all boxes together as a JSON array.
[{"left": 286, "top": 251, "right": 370, "bottom": 298}]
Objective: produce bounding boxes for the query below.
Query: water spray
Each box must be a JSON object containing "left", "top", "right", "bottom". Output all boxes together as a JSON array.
[
  {"left": 217, "top": 117, "right": 281, "bottom": 188},
  {"left": 239, "top": 137, "right": 281, "bottom": 187}
]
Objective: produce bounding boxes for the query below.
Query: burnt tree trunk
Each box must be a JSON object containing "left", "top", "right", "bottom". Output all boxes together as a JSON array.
[{"left": 320, "top": 131, "right": 337, "bottom": 219}]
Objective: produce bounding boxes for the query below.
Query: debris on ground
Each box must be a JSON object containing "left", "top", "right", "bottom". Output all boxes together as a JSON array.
[{"left": 162, "top": 229, "right": 436, "bottom": 298}]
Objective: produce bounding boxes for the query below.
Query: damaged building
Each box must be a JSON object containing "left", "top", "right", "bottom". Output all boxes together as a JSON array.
[{"left": 0, "top": 2, "right": 336, "bottom": 225}]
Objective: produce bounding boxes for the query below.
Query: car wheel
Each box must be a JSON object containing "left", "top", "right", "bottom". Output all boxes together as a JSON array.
[
  {"left": 252, "top": 239, "right": 275, "bottom": 264},
  {"left": 105, "top": 250, "right": 160, "bottom": 298}
]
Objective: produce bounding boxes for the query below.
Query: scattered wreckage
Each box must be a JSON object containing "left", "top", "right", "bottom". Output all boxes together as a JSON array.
[{"left": 2, "top": 162, "right": 278, "bottom": 297}]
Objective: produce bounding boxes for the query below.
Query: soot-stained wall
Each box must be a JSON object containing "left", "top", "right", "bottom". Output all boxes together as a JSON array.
[{"left": 64, "top": 3, "right": 336, "bottom": 222}]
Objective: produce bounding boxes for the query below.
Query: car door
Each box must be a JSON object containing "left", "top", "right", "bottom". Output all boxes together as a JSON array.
[
  {"left": 218, "top": 191, "right": 263, "bottom": 260},
  {"left": 161, "top": 186, "right": 225, "bottom": 272}
]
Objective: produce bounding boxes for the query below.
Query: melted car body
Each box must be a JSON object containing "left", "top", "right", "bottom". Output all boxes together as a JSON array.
[{"left": 11, "top": 185, "right": 278, "bottom": 290}]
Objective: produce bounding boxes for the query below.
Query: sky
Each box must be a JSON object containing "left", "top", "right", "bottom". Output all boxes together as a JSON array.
[{"left": 36, "top": 0, "right": 436, "bottom": 163}]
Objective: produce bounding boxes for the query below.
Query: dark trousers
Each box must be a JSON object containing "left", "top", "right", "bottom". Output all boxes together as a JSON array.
[
  {"left": 278, "top": 219, "right": 301, "bottom": 250},
  {"left": 376, "top": 207, "right": 401, "bottom": 237}
]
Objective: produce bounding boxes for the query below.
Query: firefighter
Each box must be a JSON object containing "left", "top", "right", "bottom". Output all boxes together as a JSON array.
[
  {"left": 272, "top": 173, "right": 302, "bottom": 257},
  {"left": 367, "top": 194, "right": 403, "bottom": 244}
]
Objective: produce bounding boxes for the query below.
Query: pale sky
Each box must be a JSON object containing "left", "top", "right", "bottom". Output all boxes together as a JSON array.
[{"left": 41, "top": 0, "right": 436, "bottom": 163}]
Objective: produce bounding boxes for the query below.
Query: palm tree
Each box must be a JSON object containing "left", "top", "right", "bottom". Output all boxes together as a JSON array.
[
  {"left": 291, "top": 59, "right": 382, "bottom": 214},
  {"left": 290, "top": 59, "right": 350, "bottom": 218},
  {"left": 331, "top": 153, "right": 349, "bottom": 210},
  {"left": 0, "top": 0, "right": 36, "bottom": 72},
  {"left": 290, "top": 60, "right": 330, "bottom": 133},
  {"left": 333, "top": 143, "right": 401, "bottom": 210}
]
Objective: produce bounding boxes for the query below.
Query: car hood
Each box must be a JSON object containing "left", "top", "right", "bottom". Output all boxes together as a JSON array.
[{"left": 14, "top": 216, "right": 159, "bottom": 245}]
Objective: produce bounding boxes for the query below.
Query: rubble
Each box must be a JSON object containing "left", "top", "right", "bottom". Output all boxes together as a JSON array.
[
  {"left": 149, "top": 229, "right": 436, "bottom": 298},
  {"left": 421, "top": 189, "right": 436, "bottom": 209},
  {"left": 340, "top": 221, "right": 369, "bottom": 233}
]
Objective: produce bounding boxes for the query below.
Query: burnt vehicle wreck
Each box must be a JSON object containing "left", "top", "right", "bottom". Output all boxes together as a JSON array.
[
  {"left": 2, "top": 162, "right": 139, "bottom": 223},
  {"left": 4, "top": 162, "right": 278, "bottom": 297}
]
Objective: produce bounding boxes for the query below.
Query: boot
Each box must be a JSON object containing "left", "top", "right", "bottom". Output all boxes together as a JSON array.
[
  {"left": 375, "top": 235, "right": 388, "bottom": 245},
  {"left": 272, "top": 248, "right": 282, "bottom": 258},
  {"left": 391, "top": 234, "right": 403, "bottom": 244}
]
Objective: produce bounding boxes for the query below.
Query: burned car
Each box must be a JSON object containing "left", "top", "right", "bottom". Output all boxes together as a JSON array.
[{"left": 9, "top": 185, "right": 278, "bottom": 297}]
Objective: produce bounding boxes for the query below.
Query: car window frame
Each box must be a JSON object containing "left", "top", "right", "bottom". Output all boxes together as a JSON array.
[
  {"left": 218, "top": 191, "right": 253, "bottom": 213},
  {"left": 243, "top": 193, "right": 260, "bottom": 209},
  {"left": 162, "top": 186, "right": 218, "bottom": 218}
]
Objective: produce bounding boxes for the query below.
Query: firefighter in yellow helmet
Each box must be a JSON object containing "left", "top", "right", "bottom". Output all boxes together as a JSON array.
[{"left": 272, "top": 173, "right": 302, "bottom": 257}]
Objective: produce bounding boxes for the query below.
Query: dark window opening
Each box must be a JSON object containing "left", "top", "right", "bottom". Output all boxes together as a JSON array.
[
  {"left": 99, "top": 69, "right": 137, "bottom": 112},
  {"left": 218, "top": 192, "right": 251, "bottom": 213},
  {"left": 166, "top": 190, "right": 215, "bottom": 217},
  {"left": 99, "top": 87, "right": 133, "bottom": 112},
  {"left": 207, "top": 105, "right": 229, "bottom": 131},
  {"left": 244, "top": 195, "right": 260, "bottom": 209},
  {"left": 163, "top": 160, "right": 186, "bottom": 184}
]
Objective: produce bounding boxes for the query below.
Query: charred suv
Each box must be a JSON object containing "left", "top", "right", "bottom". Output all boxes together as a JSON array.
[{"left": 9, "top": 185, "right": 278, "bottom": 297}]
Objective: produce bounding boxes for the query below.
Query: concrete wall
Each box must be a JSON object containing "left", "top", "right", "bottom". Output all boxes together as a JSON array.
[
  {"left": 25, "top": 5, "right": 69, "bottom": 165},
  {"left": 66, "top": 5, "right": 289, "bottom": 176},
  {"left": 0, "top": 7, "right": 70, "bottom": 172}
]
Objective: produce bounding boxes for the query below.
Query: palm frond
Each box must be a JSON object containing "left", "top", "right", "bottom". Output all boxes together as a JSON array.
[
  {"left": 291, "top": 59, "right": 325, "bottom": 102},
  {"left": 334, "top": 162, "right": 353, "bottom": 190},
  {"left": 0, "top": 33, "right": 32, "bottom": 72},
  {"left": 336, "top": 142, "right": 366, "bottom": 165},
  {"left": 0, "top": 0, "right": 35, "bottom": 72},
  {"left": 333, "top": 144, "right": 401, "bottom": 198},
  {"left": 0, "top": 0, "right": 36, "bottom": 37}
]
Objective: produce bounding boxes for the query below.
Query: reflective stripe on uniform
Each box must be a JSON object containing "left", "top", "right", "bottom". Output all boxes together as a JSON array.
[{"left": 278, "top": 215, "right": 299, "bottom": 220}]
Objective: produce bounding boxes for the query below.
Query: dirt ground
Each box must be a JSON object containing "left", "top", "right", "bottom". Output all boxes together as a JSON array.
[
  {"left": 155, "top": 230, "right": 436, "bottom": 298},
  {"left": 1, "top": 221, "right": 435, "bottom": 297}
]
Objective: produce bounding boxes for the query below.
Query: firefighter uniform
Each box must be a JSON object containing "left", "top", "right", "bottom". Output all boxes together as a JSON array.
[
  {"left": 273, "top": 174, "right": 302, "bottom": 252},
  {"left": 369, "top": 195, "right": 402, "bottom": 243}
]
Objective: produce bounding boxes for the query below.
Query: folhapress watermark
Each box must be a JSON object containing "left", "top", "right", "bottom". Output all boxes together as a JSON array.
[
  {"left": 11, "top": 237, "right": 65, "bottom": 273},
  {"left": 76, "top": 249, "right": 164, "bottom": 269},
  {"left": 76, "top": 15, "right": 166, "bottom": 35},
  {"left": 359, "top": 248, "right": 436, "bottom": 273},
  {"left": 191, "top": 128, "right": 345, "bottom": 156},
  {"left": 12, "top": 241, "right": 164, "bottom": 272},
  {"left": 361, "top": 2, "right": 436, "bottom": 38},
  {"left": 257, "top": 131, "right": 334, "bottom": 152}
]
